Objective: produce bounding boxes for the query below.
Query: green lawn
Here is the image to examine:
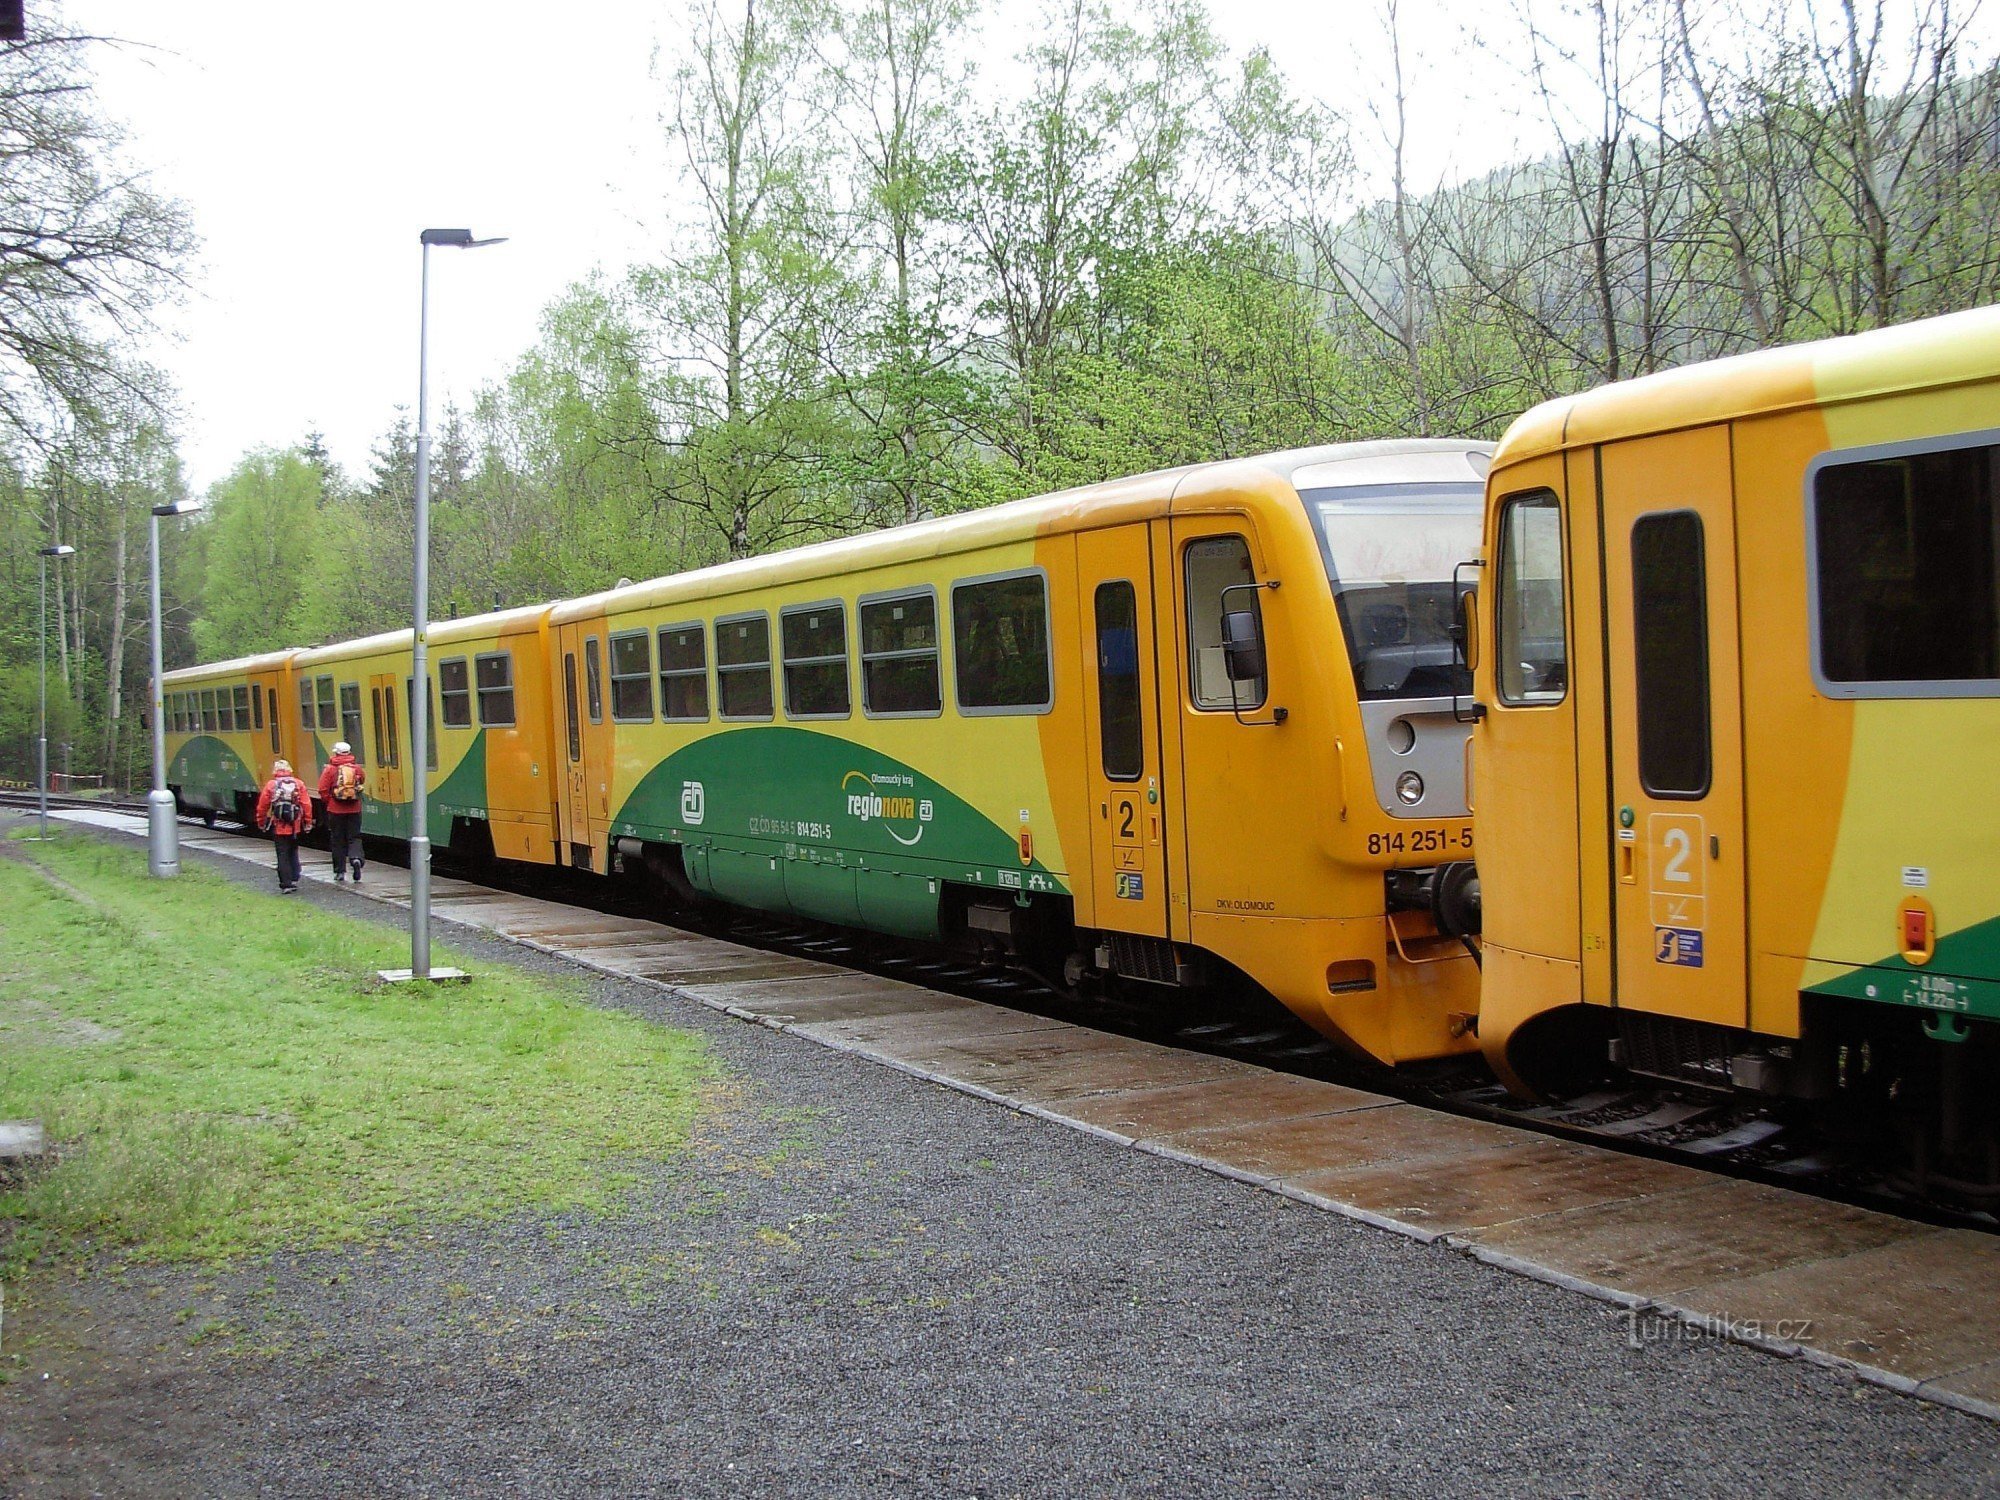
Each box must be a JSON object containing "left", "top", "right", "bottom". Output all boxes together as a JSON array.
[{"left": 0, "top": 834, "right": 717, "bottom": 1269}]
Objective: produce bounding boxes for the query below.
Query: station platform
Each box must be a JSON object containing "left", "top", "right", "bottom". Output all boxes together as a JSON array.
[{"left": 53, "top": 808, "right": 2000, "bottom": 1421}]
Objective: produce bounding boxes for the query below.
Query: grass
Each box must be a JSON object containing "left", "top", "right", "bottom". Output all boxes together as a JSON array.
[{"left": 0, "top": 834, "right": 717, "bottom": 1270}]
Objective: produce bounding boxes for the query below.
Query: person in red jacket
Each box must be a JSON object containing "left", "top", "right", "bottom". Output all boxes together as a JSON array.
[
  {"left": 254, "top": 759, "right": 314, "bottom": 894},
  {"left": 318, "top": 740, "right": 367, "bottom": 884}
]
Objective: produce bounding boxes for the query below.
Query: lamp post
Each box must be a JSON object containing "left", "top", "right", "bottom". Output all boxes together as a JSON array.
[
  {"left": 389, "top": 227, "right": 504, "bottom": 985},
  {"left": 35, "top": 543, "right": 76, "bottom": 842},
  {"left": 147, "top": 500, "right": 204, "bottom": 876}
]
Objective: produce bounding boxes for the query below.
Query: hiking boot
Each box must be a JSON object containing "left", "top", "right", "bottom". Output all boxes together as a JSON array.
[{"left": 350, "top": 861, "right": 363, "bottom": 884}]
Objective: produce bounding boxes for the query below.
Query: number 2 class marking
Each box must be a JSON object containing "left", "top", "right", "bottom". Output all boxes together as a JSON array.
[{"left": 1661, "top": 826, "right": 1693, "bottom": 884}]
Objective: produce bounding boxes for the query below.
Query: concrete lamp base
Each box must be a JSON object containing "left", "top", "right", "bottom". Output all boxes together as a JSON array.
[{"left": 377, "top": 967, "right": 471, "bottom": 985}]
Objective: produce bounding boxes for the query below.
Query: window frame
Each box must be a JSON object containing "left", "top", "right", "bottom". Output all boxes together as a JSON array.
[
  {"left": 584, "top": 635, "right": 604, "bottom": 724},
  {"left": 1805, "top": 428, "right": 2000, "bottom": 699},
  {"left": 1182, "top": 534, "right": 1269, "bottom": 714},
  {"left": 438, "top": 656, "right": 473, "bottom": 729},
  {"left": 1095, "top": 579, "right": 1146, "bottom": 780},
  {"left": 475, "top": 650, "right": 517, "bottom": 728},
  {"left": 315, "top": 674, "right": 337, "bottom": 732},
  {"left": 1493, "top": 489, "right": 1570, "bottom": 709},
  {"left": 780, "top": 599, "right": 853, "bottom": 721},
  {"left": 339, "top": 681, "right": 365, "bottom": 761},
  {"left": 859, "top": 586, "right": 943, "bottom": 720},
  {"left": 950, "top": 566, "right": 1055, "bottom": 717},
  {"left": 1630, "top": 509, "right": 1713, "bottom": 799},
  {"left": 714, "top": 610, "right": 775, "bottom": 722},
  {"left": 607, "top": 628, "right": 656, "bottom": 723},
  {"left": 657, "top": 621, "right": 711, "bottom": 723},
  {"left": 200, "top": 688, "right": 218, "bottom": 732}
]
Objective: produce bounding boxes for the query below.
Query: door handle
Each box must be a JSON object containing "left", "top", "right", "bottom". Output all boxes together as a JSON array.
[{"left": 1620, "top": 844, "right": 1636, "bottom": 884}]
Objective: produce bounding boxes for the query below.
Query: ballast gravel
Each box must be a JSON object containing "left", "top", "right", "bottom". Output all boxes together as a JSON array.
[{"left": 6, "top": 826, "right": 2000, "bottom": 1497}]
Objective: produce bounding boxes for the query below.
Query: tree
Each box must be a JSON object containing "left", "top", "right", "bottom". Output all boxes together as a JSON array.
[{"left": 190, "top": 449, "right": 323, "bottom": 660}]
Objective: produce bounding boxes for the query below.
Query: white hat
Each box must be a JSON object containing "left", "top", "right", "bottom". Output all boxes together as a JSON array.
[{"left": 332, "top": 741, "right": 352, "bottom": 755}]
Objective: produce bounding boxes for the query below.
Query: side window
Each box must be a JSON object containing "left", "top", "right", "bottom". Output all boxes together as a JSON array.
[
  {"left": 1494, "top": 492, "right": 1568, "bottom": 705},
  {"left": 781, "top": 602, "right": 850, "bottom": 718},
  {"left": 200, "top": 689, "right": 217, "bottom": 731},
  {"left": 1633, "top": 512, "right": 1711, "bottom": 797},
  {"left": 860, "top": 590, "right": 941, "bottom": 716},
  {"left": 1184, "top": 536, "right": 1267, "bottom": 711},
  {"left": 609, "top": 630, "right": 655, "bottom": 722},
  {"left": 659, "top": 623, "right": 709, "bottom": 722},
  {"left": 215, "top": 689, "right": 232, "bottom": 733},
  {"left": 585, "top": 636, "right": 603, "bottom": 724},
  {"left": 339, "top": 682, "right": 365, "bottom": 760},
  {"left": 952, "top": 570, "right": 1052, "bottom": 714},
  {"left": 716, "top": 613, "right": 774, "bottom": 720},
  {"left": 476, "top": 652, "right": 516, "bottom": 727},
  {"left": 233, "top": 685, "right": 250, "bottom": 731},
  {"left": 439, "top": 658, "right": 472, "bottom": 728},
  {"left": 299, "top": 679, "right": 314, "bottom": 731},
  {"left": 1814, "top": 440, "right": 2000, "bottom": 692},
  {"left": 1095, "top": 581, "right": 1144, "bottom": 779},
  {"left": 316, "top": 675, "right": 337, "bottom": 732}
]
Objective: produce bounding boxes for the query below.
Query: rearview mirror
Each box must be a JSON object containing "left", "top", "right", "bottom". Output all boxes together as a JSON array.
[{"left": 1222, "top": 610, "right": 1266, "bottom": 683}]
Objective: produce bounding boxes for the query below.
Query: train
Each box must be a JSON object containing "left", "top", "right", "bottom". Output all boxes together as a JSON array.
[
  {"left": 163, "top": 306, "right": 2000, "bottom": 1197},
  {"left": 166, "top": 439, "right": 1491, "bottom": 1070}
]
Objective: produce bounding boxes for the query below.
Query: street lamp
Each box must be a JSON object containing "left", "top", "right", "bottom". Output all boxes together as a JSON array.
[
  {"left": 387, "top": 227, "right": 505, "bottom": 985},
  {"left": 147, "top": 499, "right": 204, "bottom": 877},
  {"left": 35, "top": 543, "right": 76, "bottom": 843}
]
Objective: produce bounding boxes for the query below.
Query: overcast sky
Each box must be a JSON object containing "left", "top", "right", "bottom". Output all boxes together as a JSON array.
[{"left": 68, "top": 1, "right": 1550, "bottom": 490}]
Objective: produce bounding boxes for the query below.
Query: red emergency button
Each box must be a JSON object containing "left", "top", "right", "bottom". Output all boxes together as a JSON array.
[
  {"left": 1900, "top": 898, "right": 1935, "bottom": 964},
  {"left": 1019, "top": 827, "right": 1034, "bottom": 866}
]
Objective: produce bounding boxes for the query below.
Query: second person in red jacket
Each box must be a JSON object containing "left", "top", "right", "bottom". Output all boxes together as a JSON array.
[{"left": 319, "top": 741, "right": 367, "bottom": 884}]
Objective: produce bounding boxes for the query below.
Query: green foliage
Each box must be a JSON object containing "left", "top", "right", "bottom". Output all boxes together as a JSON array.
[{"left": 189, "top": 448, "right": 325, "bottom": 659}]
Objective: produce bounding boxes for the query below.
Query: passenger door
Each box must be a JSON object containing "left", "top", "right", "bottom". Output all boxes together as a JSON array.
[
  {"left": 1600, "top": 427, "right": 1748, "bottom": 1028},
  {"left": 556, "top": 620, "right": 612, "bottom": 866},
  {"left": 1076, "top": 525, "right": 1170, "bottom": 940},
  {"left": 367, "top": 671, "right": 405, "bottom": 812}
]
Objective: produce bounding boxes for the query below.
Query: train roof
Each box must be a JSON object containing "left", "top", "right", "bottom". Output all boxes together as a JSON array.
[
  {"left": 550, "top": 439, "right": 1491, "bottom": 623},
  {"left": 162, "top": 649, "right": 299, "bottom": 683},
  {"left": 1493, "top": 303, "right": 2000, "bottom": 467}
]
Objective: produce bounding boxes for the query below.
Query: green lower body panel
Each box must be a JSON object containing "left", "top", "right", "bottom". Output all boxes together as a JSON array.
[
  {"left": 688, "top": 841, "right": 942, "bottom": 942},
  {"left": 1806, "top": 914, "right": 2000, "bottom": 1024}
]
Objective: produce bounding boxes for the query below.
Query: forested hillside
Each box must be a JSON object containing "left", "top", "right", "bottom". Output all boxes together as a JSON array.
[{"left": 5, "top": 0, "right": 1999, "bottom": 786}]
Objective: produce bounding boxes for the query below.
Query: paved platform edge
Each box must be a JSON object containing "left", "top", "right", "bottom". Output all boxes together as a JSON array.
[{"left": 56, "top": 813, "right": 2000, "bottom": 1428}]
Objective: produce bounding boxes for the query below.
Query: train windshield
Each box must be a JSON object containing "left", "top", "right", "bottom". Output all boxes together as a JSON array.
[{"left": 1301, "top": 482, "right": 1484, "bottom": 700}]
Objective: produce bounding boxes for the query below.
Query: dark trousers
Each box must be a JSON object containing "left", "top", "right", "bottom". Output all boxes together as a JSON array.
[
  {"left": 327, "top": 811, "right": 364, "bottom": 875},
  {"left": 273, "top": 834, "right": 301, "bottom": 890}
]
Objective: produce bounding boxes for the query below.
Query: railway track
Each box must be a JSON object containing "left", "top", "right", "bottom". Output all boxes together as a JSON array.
[{"left": 12, "top": 789, "right": 1989, "bottom": 1235}]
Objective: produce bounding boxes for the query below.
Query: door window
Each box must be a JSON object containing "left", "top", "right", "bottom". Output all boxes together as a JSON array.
[
  {"left": 563, "top": 653, "right": 581, "bottom": 762},
  {"left": 1632, "top": 511, "right": 1711, "bottom": 797},
  {"left": 585, "top": 636, "right": 604, "bottom": 724},
  {"left": 1095, "top": 582, "right": 1144, "bottom": 780}
]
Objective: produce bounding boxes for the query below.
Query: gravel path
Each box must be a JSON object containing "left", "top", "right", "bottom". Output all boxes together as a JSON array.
[{"left": 5, "top": 822, "right": 1998, "bottom": 1497}]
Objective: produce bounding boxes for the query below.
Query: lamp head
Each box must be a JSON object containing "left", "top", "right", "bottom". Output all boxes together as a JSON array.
[
  {"left": 152, "top": 499, "right": 204, "bottom": 518},
  {"left": 420, "top": 227, "right": 508, "bottom": 249},
  {"left": 38, "top": 544, "right": 75, "bottom": 558}
]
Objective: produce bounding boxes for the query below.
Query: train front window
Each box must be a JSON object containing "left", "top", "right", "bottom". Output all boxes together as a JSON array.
[{"left": 1303, "top": 483, "right": 1483, "bottom": 701}]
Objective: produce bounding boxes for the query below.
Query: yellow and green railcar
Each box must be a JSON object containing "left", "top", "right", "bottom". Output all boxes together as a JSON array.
[
  {"left": 162, "top": 651, "right": 297, "bottom": 823},
  {"left": 1471, "top": 305, "right": 2000, "bottom": 1188},
  {"left": 287, "top": 606, "right": 560, "bottom": 862},
  {"left": 550, "top": 440, "right": 1489, "bottom": 1066}
]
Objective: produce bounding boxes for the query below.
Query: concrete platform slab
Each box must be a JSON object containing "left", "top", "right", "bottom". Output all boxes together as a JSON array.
[
  {"left": 875, "top": 1027, "right": 1242, "bottom": 1106},
  {"left": 637, "top": 956, "right": 848, "bottom": 986},
  {"left": 1289, "top": 1136, "right": 1706, "bottom": 1236},
  {"left": 1149, "top": 1103, "right": 1482, "bottom": 1180},
  {"left": 1462, "top": 1177, "right": 1932, "bottom": 1301},
  {"left": 729, "top": 986, "right": 978, "bottom": 1025},
  {"left": 678, "top": 973, "right": 939, "bottom": 1009},
  {"left": 792, "top": 1002, "right": 1072, "bottom": 1049},
  {"left": 1049, "top": 1072, "right": 1395, "bottom": 1140},
  {"left": 1671, "top": 1227, "right": 2000, "bottom": 1382}
]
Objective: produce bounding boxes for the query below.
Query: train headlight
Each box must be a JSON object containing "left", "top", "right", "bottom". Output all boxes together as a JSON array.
[{"left": 1395, "top": 771, "right": 1425, "bottom": 804}]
